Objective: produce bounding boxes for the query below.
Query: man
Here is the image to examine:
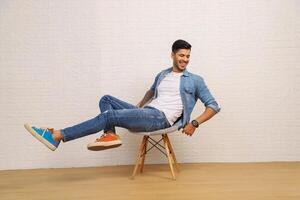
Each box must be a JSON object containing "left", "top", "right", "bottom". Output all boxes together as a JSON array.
[{"left": 24, "top": 39, "right": 220, "bottom": 151}]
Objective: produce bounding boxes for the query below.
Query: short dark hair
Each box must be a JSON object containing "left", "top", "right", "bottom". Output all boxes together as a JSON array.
[{"left": 172, "top": 39, "right": 192, "bottom": 53}]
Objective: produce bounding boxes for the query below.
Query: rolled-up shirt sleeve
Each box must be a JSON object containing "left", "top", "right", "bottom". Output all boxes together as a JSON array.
[{"left": 196, "top": 77, "right": 221, "bottom": 113}]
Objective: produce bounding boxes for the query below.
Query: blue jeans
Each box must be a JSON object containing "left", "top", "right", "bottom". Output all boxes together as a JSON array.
[{"left": 61, "top": 95, "right": 171, "bottom": 142}]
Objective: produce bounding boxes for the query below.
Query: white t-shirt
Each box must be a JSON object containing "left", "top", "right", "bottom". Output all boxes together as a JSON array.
[{"left": 147, "top": 71, "right": 183, "bottom": 125}]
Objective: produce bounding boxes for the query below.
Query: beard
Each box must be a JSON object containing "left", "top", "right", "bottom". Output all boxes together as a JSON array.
[{"left": 174, "top": 61, "right": 187, "bottom": 72}]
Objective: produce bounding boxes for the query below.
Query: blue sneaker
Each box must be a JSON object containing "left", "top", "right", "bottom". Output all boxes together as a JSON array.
[{"left": 24, "top": 123, "right": 60, "bottom": 151}]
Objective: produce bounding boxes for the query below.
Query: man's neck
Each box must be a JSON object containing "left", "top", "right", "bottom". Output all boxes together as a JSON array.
[{"left": 172, "top": 66, "right": 185, "bottom": 73}]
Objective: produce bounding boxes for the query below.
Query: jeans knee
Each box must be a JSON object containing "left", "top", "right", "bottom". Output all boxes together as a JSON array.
[{"left": 99, "top": 95, "right": 112, "bottom": 107}]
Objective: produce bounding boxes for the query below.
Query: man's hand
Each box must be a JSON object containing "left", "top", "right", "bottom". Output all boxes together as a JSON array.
[
  {"left": 181, "top": 123, "right": 196, "bottom": 136},
  {"left": 181, "top": 107, "right": 217, "bottom": 136}
]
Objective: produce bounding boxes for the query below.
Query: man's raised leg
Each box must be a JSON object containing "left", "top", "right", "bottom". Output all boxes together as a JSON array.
[
  {"left": 87, "top": 106, "right": 171, "bottom": 151},
  {"left": 24, "top": 103, "right": 169, "bottom": 151},
  {"left": 24, "top": 95, "right": 137, "bottom": 151},
  {"left": 86, "top": 95, "right": 138, "bottom": 151},
  {"left": 99, "top": 95, "right": 137, "bottom": 134}
]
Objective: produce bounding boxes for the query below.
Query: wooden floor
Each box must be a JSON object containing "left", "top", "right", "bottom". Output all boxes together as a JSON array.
[{"left": 1, "top": 162, "right": 299, "bottom": 200}]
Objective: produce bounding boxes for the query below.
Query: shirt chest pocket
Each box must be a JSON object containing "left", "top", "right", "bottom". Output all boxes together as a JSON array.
[
  {"left": 184, "top": 87, "right": 195, "bottom": 95},
  {"left": 183, "top": 87, "right": 196, "bottom": 105},
  {"left": 185, "top": 87, "right": 197, "bottom": 100}
]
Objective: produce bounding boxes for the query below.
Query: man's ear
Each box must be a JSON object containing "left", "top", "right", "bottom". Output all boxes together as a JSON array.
[{"left": 171, "top": 52, "right": 174, "bottom": 59}]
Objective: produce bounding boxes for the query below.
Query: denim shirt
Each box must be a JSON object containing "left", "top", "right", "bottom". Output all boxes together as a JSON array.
[{"left": 149, "top": 67, "right": 221, "bottom": 129}]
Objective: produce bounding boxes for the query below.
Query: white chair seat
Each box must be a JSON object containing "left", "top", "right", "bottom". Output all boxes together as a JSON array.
[{"left": 129, "top": 125, "right": 179, "bottom": 136}]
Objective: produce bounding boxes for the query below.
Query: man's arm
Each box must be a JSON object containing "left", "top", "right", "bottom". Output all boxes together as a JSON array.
[
  {"left": 137, "top": 71, "right": 161, "bottom": 108},
  {"left": 182, "top": 77, "right": 220, "bottom": 136},
  {"left": 136, "top": 90, "right": 154, "bottom": 108}
]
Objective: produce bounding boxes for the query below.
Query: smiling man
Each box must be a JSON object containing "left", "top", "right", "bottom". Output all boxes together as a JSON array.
[{"left": 24, "top": 39, "right": 220, "bottom": 151}]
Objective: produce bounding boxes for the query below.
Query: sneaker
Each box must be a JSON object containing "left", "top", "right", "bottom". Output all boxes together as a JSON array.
[
  {"left": 87, "top": 133, "right": 122, "bottom": 151},
  {"left": 24, "top": 123, "right": 60, "bottom": 151}
]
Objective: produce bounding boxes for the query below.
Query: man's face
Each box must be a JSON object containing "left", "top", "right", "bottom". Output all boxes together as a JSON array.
[{"left": 171, "top": 49, "right": 191, "bottom": 72}]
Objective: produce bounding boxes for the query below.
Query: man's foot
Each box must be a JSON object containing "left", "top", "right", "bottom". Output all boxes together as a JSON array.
[
  {"left": 24, "top": 123, "right": 60, "bottom": 151},
  {"left": 87, "top": 133, "right": 122, "bottom": 151}
]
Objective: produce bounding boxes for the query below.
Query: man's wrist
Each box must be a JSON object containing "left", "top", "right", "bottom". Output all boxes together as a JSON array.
[{"left": 191, "top": 120, "right": 199, "bottom": 128}]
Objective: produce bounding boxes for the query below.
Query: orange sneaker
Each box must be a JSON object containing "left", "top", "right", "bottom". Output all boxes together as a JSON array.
[{"left": 87, "top": 133, "right": 122, "bottom": 151}]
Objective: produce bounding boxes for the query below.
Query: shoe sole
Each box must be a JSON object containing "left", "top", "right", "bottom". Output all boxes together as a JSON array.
[
  {"left": 87, "top": 143, "right": 122, "bottom": 151},
  {"left": 87, "top": 141, "right": 122, "bottom": 151},
  {"left": 24, "top": 123, "right": 57, "bottom": 151}
]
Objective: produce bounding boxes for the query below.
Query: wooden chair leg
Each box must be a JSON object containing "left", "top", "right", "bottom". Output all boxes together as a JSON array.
[
  {"left": 165, "top": 134, "right": 180, "bottom": 172},
  {"left": 162, "top": 134, "right": 176, "bottom": 180},
  {"left": 140, "top": 136, "right": 148, "bottom": 173},
  {"left": 132, "top": 136, "right": 147, "bottom": 179}
]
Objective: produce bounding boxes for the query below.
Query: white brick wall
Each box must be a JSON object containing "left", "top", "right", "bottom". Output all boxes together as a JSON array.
[{"left": 0, "top": 0, "right": 299, "bottom": 170}]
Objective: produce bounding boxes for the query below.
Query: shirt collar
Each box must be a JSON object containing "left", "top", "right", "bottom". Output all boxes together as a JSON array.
[{"left": 166, "top": 67, "right": 189, "bottom": 77}]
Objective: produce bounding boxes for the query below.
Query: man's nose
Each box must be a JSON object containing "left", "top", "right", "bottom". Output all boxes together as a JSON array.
[{"left": 183, "top": 57, "right": 189, "bottom": 62}]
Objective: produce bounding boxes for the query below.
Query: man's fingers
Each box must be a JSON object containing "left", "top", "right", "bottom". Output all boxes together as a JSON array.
[{"left": 182, "top": 128, "right": 194, "bottom": 136}]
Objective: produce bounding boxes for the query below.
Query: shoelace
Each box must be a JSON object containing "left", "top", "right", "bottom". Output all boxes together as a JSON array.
[
  {"left": 39, "top": 127, "right": 54, "bottom": 137},
  {"left": 41, "top": 128, "right": 50, "bottom": 137},
  {"left": 96, "top": 133, "right": 108, "bottom": 142}
]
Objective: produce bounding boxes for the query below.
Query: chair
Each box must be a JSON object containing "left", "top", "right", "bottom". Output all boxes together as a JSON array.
[{"left": 129, "top": 125, "right": 180, "bottom": 180}]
